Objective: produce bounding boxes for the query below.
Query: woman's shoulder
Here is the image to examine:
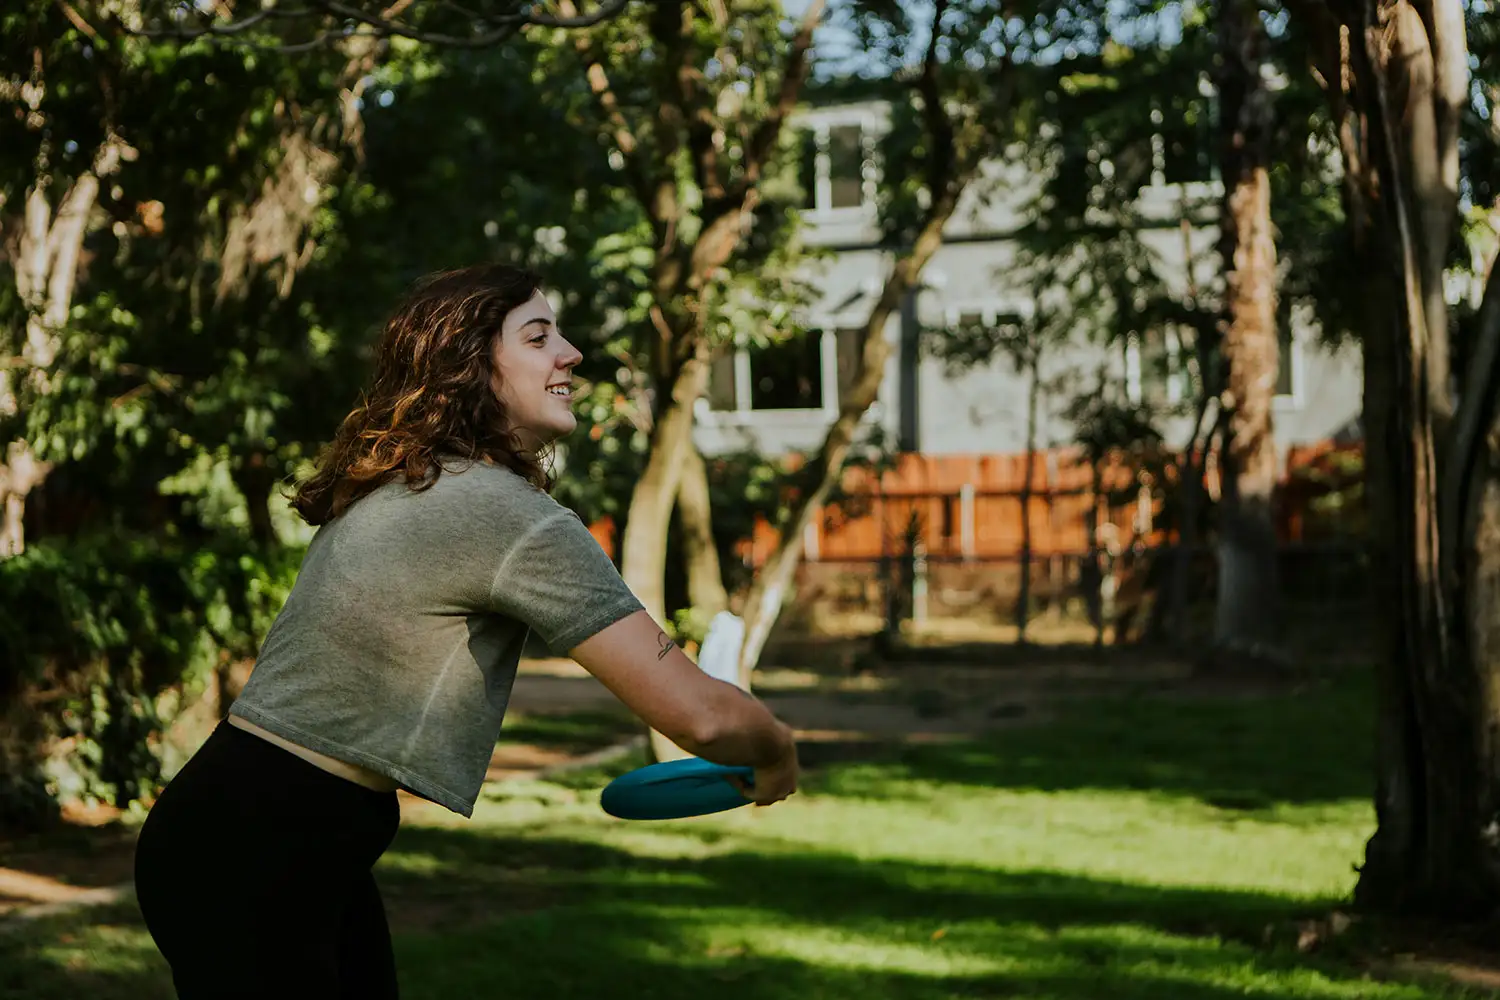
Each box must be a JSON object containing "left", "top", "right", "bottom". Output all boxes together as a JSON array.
[{"left": 429, "top": 456, "right": 568, "bottom": 516}]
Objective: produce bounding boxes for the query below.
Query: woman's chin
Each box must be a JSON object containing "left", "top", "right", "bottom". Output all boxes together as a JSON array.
[{"left": 531, "top": 417, "right": 577, "bottom": 448}]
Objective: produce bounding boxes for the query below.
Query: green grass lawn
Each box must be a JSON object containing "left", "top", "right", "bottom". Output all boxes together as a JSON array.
[{"left": 2, "top": 670, "right": 1488, "bottom": 999}]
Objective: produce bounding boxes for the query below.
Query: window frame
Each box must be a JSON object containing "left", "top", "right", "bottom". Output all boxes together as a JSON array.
[
  {"left": 702, "top": 327, "right": 842, "bottom": 422},
  {"left": 1123, "top": 328, "right": 1188, "bottom": 407},
  {"left": 1121, "top": 326, "right": 1305, "bottom": 409},
  {"left": 1272, "top": 324, "right": 1306, "bottom": 411},
  {"left": 795, "top": 104, "right": 888, "bottom": 220}
]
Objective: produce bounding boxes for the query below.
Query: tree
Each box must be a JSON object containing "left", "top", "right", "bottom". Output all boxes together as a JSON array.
[
  {"left": 1212, "top": 0, "right": 1282, "bottom": 656},
  {"left": 0, "top": 0, "right": 662, "bottom": 817},
  {"left": 1291, "top": 0, "right": 1500, "bottom": 916},
  {"left": 1005, "top": 1, "right": 1350, "bottom": 651},
  {"left": 0, "top": 2, "right": 136, "bottom": 556},
  {"left": 735, "top": 0, "right": 1019, "bottom": 680},
  {"left": 0, "top": 1, "right": 388, "bottom": 557},
  {"left": 540, "top": 0, "right": 823, "bottom": 629}
]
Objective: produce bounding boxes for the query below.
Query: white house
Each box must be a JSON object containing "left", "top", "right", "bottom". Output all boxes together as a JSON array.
[{"left": 692, "top": 98, "right": 1364, "bottom": 468}]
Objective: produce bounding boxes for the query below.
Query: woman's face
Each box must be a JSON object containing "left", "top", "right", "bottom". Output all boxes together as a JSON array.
[{"left": 492, "top": 290, "right": 583, "bottom": 451}]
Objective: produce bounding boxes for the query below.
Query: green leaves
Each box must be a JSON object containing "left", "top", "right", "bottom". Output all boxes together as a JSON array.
[{"left": 0, "top": 537, "right": 301, "bottom": 819}]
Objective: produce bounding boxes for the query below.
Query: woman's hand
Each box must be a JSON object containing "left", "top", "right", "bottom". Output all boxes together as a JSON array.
[{"left": 731, "top": 724, "right": 799, "bottom": 807}]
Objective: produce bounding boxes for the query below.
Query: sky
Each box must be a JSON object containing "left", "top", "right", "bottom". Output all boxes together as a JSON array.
[{"left": 780, "top": 0, "right": 1191, "bottom": 78}]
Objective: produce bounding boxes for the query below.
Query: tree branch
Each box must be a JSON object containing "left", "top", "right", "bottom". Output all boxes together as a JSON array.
[
  {"left": 678, "top": 6, "right": 728, "bottom": 202},
  {"left": 919, "top": 0, "right": 958, "bottom": 202},
  {"left": 121, "top": 0, "right": 632, "bottom": 51},
  {"left": 684, "top": 0, "right": 824, "bottom": 293},
  {"left": 554, "top": 0, "right": 662, "bottom": 222},
  {"left": 724, "top": 0, "right": 824, "bottom": 206},
  {"left": 1440, "top": 244, "right": 1500, "bottom": 622},
  {"left": 644, "top": 1, "right": 688, "bottom": 248}
]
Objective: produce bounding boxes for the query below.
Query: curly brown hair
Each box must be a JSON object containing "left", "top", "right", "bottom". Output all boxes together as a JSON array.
[{"left": 290, "top": 263, "right": 550, "bottom": 525}]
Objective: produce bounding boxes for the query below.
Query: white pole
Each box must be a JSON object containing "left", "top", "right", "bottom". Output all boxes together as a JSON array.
[
  {"left": 821, "top": 329, "right": 839, "bottom": 416},
  {"left": 912, "top": 539, "right": 928, "bottom": 624},
  {"left": 959, "top": 483, "right": 976, "bottom": 561},
  {"left": 733, "top": 350, "right": 752, "bottom": 413}
]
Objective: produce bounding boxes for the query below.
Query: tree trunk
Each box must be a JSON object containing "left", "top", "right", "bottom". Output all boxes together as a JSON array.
[
  {"left": 233, "top": 451, "right": 279, "bottom": 547},
  {"left": 1, "top": 135, "right": 132, "bottom": 557},
  {"left": 619, "top": 351, "right": 711, "bottom": 624},
  {"left": 734, "top": 0, "right": 997, "bottom": 677},
  {"left": 1212, "top": 0, "right": 1281, "bottom": 654},
  {"left": 1015, "top": 350, "right": 1040, "bottom": 642},
  {"left": 737, "top": 195, "right": 964, "bottom": 679},
  {"left": 622, "top": 331, "right": 714, "bottom": 764},
  {"left": 1322, "top": 0, "right": 1500, "bottom": 917},
  {"left": 647, "top": 439, "right": 726, "bottom": 763},
  {"left": 678, "top": 443, "right": 728, "bottom": 622}
]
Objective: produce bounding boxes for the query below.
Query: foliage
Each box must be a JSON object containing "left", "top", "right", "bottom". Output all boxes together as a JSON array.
[
  {"left": 0, "top": 7, "right": 645, "bottom": 817},
  {"left": 0, "top": 537, "right": 300, "bottom": 823},
  {"left": 1285, "top": 447, "right": 1365, "bottom": 541},
  {"left": 526, "top": 0, "right": 826, "bottom": 376}
]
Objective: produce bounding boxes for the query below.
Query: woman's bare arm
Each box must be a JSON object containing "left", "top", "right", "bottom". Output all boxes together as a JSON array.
[{"left": 568, "top": 609, "right": 793, "bottom": 768}]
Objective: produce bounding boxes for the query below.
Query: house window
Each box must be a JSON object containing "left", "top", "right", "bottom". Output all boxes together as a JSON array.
[
  {"left": 706, "top": 329, "right": 844, "bottom": 414},
  {"left": 801, "top": 118, "right": 879, "bottom": 214},
  {"left": 1275, "top": 325, "right": 1297, "bottom": 398},
  {"left": 1120, "top": 325, "right": 1297, "bottom": 408},
  {"left": 827, "top": 125, "right": 865, "bottom": 209},
  {"left": 750, "top": 333, "right": 823, "bottom": 410},
  {"left": 1272, "top": 299, "right": 1308, "bottom": 402},
  {"left": 707, "top": 351, "right": 738, "bottom": 412},
  {"left": 942, "top": 308, "right": 1027, "bottom": 371},
  {"left": 1125, "top": 328, "right": 1190, "bottom": 407}
]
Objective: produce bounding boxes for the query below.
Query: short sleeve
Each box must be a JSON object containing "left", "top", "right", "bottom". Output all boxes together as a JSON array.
[{"left": 487, "top": 509, "right": 645, "bottom": 653}]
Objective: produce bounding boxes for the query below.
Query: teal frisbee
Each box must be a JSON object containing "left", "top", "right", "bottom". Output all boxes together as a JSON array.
[{"left": 600, "top": 758, "right": 754, "bottom": 820}]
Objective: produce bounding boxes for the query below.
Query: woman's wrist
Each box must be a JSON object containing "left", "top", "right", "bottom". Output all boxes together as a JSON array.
[{"left": 757, "top": 721, "right": 796, "bottom": 767}]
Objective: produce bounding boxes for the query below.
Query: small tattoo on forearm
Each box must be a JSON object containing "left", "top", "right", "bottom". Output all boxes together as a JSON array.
[{"left": 656, "top": 632, "right": 676, "bottom": 660}]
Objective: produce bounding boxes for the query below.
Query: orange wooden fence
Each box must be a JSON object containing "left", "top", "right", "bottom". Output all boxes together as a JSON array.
[
  {"left": 586, "top": 442, "right": 1364, "bottom": 567},
  {"left": 741, "top": 450, "right": 1151, "bottom": 567}
]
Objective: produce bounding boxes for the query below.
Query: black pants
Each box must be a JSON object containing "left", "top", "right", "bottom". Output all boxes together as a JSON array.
[{"left": 134, "top": 720, "right": 401, "bottom": 998}]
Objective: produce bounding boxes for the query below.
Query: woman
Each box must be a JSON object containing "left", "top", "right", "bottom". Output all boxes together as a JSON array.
[{"left": 133, "top": 263, "right": 800, "bottom": 998}]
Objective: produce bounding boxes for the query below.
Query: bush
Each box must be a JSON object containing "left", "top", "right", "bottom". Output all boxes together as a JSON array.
[{"left": 0, "top": 537, "right": 300, "bottom": 826}]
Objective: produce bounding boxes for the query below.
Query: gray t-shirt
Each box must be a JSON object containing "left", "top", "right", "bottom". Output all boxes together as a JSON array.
[{"left": 229, "top": 460, "right": 643, "bottom": 817}]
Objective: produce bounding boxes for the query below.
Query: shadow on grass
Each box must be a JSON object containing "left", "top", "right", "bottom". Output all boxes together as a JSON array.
[
  {"left": 0, "top": 836, "right": 1439, "bottom": 1000},
  {"left": 382, "top": 824, "right": 1312, "bottom": 937},
  {"left": 377, "top": 827, "right": 1400, "bottom": 1000},
  {"left": 0, "top": 903, "right": 173, "bottom": 1000},
  {"left": 0, "top": 811, "right": 1425, "bottom": 999},
  {"left": 807, "top": 674, "right": 1376, "bottom": 811}
]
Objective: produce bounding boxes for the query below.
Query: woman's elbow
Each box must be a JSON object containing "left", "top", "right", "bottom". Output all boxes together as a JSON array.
[{"left": 677, "top": 714, "right": 726, "bottom": 752}]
